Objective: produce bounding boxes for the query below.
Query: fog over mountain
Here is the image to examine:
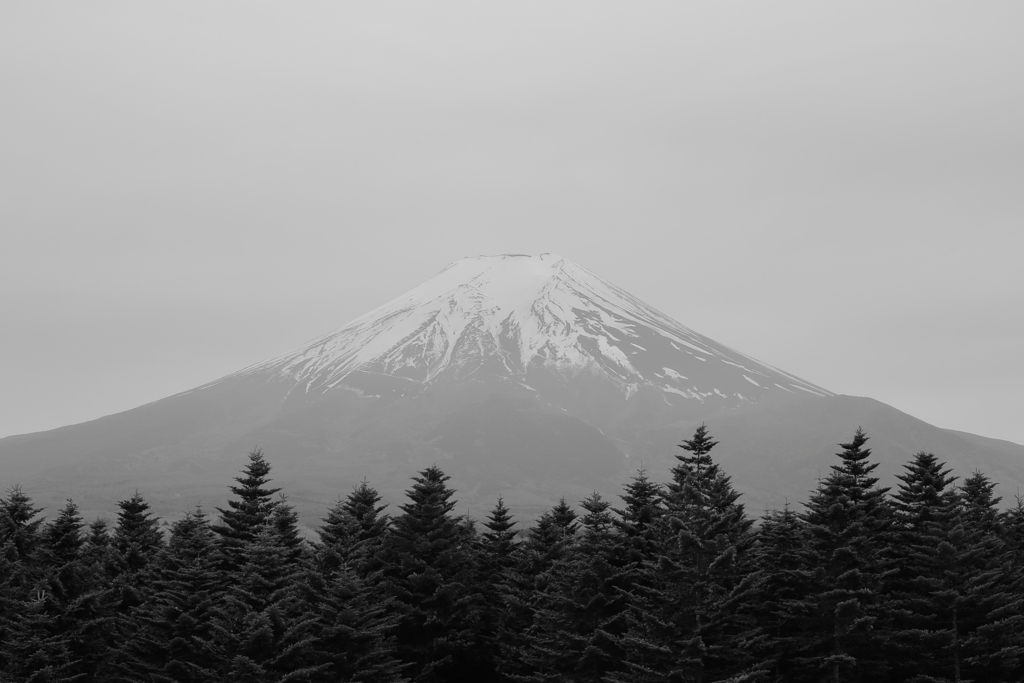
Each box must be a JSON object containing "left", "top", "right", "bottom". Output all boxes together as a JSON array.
[{"left": 2, "top": 253, "right": 1021, "bottom": 525}]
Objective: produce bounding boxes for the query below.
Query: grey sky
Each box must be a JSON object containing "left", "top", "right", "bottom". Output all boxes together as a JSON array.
[{"left": 2, "top": 2, "right": 1022, "bottom": 445}]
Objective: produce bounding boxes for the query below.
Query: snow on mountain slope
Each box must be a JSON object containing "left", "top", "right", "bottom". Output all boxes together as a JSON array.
[{"left": 216, "top": 253, "right": 831, "bottom": 405}]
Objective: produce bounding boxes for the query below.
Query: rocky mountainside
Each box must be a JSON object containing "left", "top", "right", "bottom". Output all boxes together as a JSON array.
[{"left": 1, "top": 254, "right": 1020, "bottom": 525}]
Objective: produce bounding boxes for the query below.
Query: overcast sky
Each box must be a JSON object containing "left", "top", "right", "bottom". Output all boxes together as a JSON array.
[{"left": 2, "top": 2, "right": 1022, "bottom": 445}]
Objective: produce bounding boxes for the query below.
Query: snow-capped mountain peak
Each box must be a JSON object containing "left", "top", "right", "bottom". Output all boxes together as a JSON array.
[{"left": 226, "top": 253, "right": 831, "bottom": 404}]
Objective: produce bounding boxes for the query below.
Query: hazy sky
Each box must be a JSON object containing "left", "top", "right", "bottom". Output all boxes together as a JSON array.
[{"left": 2, "top": 2, "right": 1022, "bottom": 445}]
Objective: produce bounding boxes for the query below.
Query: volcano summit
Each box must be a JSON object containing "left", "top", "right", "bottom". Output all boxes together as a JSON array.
[
  {"left": 2, "top": 254, "right": 1021, "bottom": 522},
  {"left": 220, "top": 253, "right": 830, "bottom": 407}
]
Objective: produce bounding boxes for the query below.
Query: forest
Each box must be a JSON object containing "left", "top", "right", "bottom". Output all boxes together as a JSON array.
[{"left": 1, "top": 426, "right": 1023, "bottom": 683}]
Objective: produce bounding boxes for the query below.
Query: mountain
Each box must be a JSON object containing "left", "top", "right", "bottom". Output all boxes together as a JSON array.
[
  {"left": 2, "top": 253, "right": 1021, "bottom": 524},
  {"left": 217, "top": 252, "right": 830, "bottom": 405}
]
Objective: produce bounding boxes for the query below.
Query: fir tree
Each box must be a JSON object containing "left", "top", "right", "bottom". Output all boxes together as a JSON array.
[
  {"left": 480, "top": 497, "right": 518, "bottom": 569},
  {"left": 318, "top": 480, "right": 390, "bottom": 577},
  {"left": 796, "top": 428, "right": 892, "bottom": 683},
  {"left": 886, "top": 451, "right": 964, "bottom": 681},
  {"left": 0, "top": 486, "right": 45, "bottom": 673},
  {"left": 343, "top": 479, "right": 391, "bottom": 544},
  {"left": 526, "top": 497, "right": 578, "bottom": 566},
  {"left": 382, "top": 466, "right": 487, "bottom": 682},
  {"left": 612, "top": 467, "right": 664, "bottom": 558},
  {"left": 43, "top": 501, "right": 85, "bottom": 567},
  {"left": 959, "top": 471, "right": 1001, "bottom": 535},
  {"left": 317, "top": 499, "right": 361, "bottom": 573},
  {"left": 213, "top": 448, "right": 283, "bottom": 556},
  {"left": 955, "top": 472, "right": 1024, "bottom": 680},
  {"left": 618, "top": 425, "right": 759, "bottom": 683},
  {"left": 520, "top": 491, "right": 629, "bottom": 682},
  {"left": 743, "top": 505, "right": 813, "bottom": 683},
  {"left": 106, "top": 508, "right": 226, "bottom": 682},
  {"left": 0, "top": 590, "right": 82, "bottom": 683},
  {"left": 112, "top": 491, "right": 164, "bottom": 574},
  {"left": 0, "top": 485, "right": 44, "bottom": 563},
  {"left": 298, "top": 564, "right": 407, "bottom": 683},
  {"left": 213, "top": 519, "right": 325, "bottom": 682},
  {"left": 38, "top": 500, "right": 110, "bottom": 681}
]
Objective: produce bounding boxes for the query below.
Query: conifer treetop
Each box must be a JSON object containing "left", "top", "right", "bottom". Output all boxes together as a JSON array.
[
  {"left": 580, "top": 491, "right": 614, "bottom": 537},
  {"left": 894, "top": 451, "right": 958, "bottom": 526},
  {"left": 114, "top": 491, "right": 163, "bottom": 552},
  {"left": 214, "top": 448, "right": 284, "bottom": 544},
  {"left": 0, "top": 485, "right": 45, "bottom": 560},
  {"left": 44, "top": 499, "right": 85, "bottom": 564},
  {"left": 482, "top": 496, "right": 516, "bottom": 537}
]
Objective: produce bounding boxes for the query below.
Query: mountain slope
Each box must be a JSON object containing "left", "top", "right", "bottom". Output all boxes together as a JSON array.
[{"left": 1, "top": 253, "right": 1020, "bottom": 523}]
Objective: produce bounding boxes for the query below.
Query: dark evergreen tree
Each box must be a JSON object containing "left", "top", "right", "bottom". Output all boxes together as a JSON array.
[
  {"left": 37, "top": 500, "right": 111, "bottom": 681},
  {"left": 213, "top": 448, "right": 282, "bottom": 557},
  {"left": 298, "top": 564, "right": 407, "bottom": 683},
  {"left": 959, "top": 471, "right": 1001, "bottom": 535},
  {"left": 480, "top": 497, "right": 518, "bottom": 570},
  {"left": 742, "top": 505, "right": 813, "bottom": 683},
  {"left": 526, "top": 497, "right": 578, "bottom": 566},
  {"left": 112, "top": 491, "right": 164, "bottom": 574},
  {"left": 0, "top": 486, "right": 46, "bottom": 674},
  {"left": 1004, "top": 495, "right": 1024, "bottom": 566},
  {"left": 213, "top": 519, "right": 325, "bottom": 682},
  {"left": 344, "top": 479, "right": 391, "bottom": 544},
  {"left": 618, "top": 425, "right": 759, "bottom": 683},
  {"left": 0, "top": 485, "right": 44, "bottom": 563},
  {"left": 106, "top": 508, "right": 226, "bottom": 683},
  {"left": 955, "top": 472, "right": 1024, "bottom": 680},
  {"left": 382, "top": 466, "right": 487, "bottom": 682},
  {"left": 613, "top": 467, "right": 664, "bottom": 558},
  {"left": 795, "top": 428, "right": 892, "bottom": 683},
  {"left": 318, "top": 499, "right": 361, "bottom": 573},
  {"left": 81, "top": 518, "right": 118, "bottom": 586},
  {"left": 108, "top": 491, "right": 164, "bottom": 624},
  {"left": 0, "top": 591, "right": 81, "bottom": 683},
  {"left": 270, "top": 497, "right": 306, "bottom": 563},
  {"left": 43, "top": 501, "right": 85, "bottom": 567},
  {"left": 519, "top": 491, "right": 629, "bottom": 682},
  {"left": 318, "top": 480, "right": 390, "bottom": 577},
  {"left": 885, "top": 451, "right": 966, "bottom": 681}
]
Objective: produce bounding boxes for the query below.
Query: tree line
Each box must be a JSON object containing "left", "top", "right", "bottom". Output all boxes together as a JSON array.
[{"left": 2, "top": 426, "right": 1023, "bottom": 682}]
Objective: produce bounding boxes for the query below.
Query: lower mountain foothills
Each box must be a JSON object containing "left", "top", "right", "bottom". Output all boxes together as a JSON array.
[{"left": 2, "top": 427, "right": 1023, "bottom": 683}]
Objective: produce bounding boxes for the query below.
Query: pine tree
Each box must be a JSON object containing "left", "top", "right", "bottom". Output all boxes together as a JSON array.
[
  {"left": 213, "top": 448, "right": 283, "bottom": 559},
  {"left": 480, "top": 497, "right": 518, "bottom": 569},
  {"left": 0, "top": 486, "right": 46, "bottom": 674},
  {"left": 612, "top": 467, "right": 664, "bottom": 559},
  {"left": 885, "top": 451, "right": 964, "bottom": 681},
  {"left": 0, "top": 591, "right": 82, "bottom": 683},
  {"left": 618, "top": 425, "right": 759, "bottom": 683},
  {"left": 526, "top": 497, "right": 578, "bottom": 566},
  {"left": 0, "top": 485, "right": 44, "bottom": 563},
  {"left": 955, "top": 472, "right": 1024, "bottom": 680},
  {"left": 382, "top": 466, "right": 487, "bottom": 682},
  {"left": 106, "top": 508, "right": 226, "bottom": 682},
  {"left": 298, "top": 564, "right": 407, "bottom": 683},
  {"left": 318, "top": 499, "right": 361, "bottom": 574},
  {"left": 108, "top": 491, "right": 164, "bottom": 623},
  {"left": 795, "top": 428, "right": 892, "bottom": 683},
  {"left": 213, "top": 519, "right": 325, "bottom": 682},
  {"left": 519, "top": 491, "right": 630, "bottom": 682},
  {"left": 743, "top": 505, "right": 814, "bottom": 682},
  {"left": 960, "top": 471, "right": 1001, "bottom": 535},
  {"left": 38, "top": 500, "right": 111, "bottom": 681},
  {"left": 112, "top": 491, "right": 164, "bottom": 574},
  {"left": 318, "top": 480, "right": 391, "bottom": 577}
]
